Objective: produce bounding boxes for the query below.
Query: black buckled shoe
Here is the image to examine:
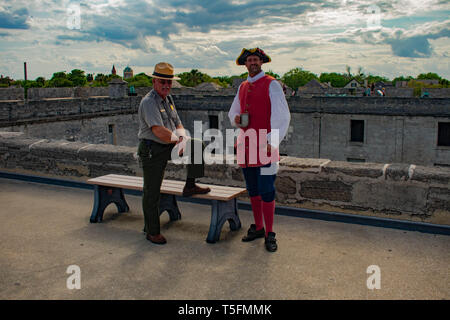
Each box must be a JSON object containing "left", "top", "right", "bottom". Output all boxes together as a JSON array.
[
  {"left": 265, "top": 232, "right": 278, "bottom": 252},
  {"left": 242, "top": 224, "right": 265, "bottom": 242}
]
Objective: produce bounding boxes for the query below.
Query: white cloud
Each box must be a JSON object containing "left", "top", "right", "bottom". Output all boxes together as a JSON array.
[{"left": 1, "top": 0, "right": 449, "bottom": 80}]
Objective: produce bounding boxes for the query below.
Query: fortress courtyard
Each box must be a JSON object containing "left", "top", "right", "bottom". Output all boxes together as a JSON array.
[{"left": 0, "top": 177, "right": 448, "bottom": 300}]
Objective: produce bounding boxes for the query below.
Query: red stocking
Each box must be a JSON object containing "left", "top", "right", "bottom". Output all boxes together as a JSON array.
[
  {"left": 250, "top": 195, "right": 264, "bottom": 230},
  {"left": 262, "top": 200, "right": 275, "bottom": 236}
]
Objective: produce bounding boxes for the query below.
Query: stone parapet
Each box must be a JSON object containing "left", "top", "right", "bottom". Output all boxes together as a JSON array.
[
  {"left": 0, "top": 132, "right": 448, "bottom": 225},
  {"left": 1, "top": 96, "right": 449, "bottom": 127},
  {"left": 0, "top": 88, "right": 24, "bottom": 101}
]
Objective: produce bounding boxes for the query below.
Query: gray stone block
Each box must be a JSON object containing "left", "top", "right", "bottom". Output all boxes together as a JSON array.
[
  {"left": 411, "top": 165, "right": 450, "bottom": 185},
  {"left": 300, "top": 179, "right": 352, "bottom": 202},
  {"left": 322, "top": 161, "right": 384, "bottom": 178},
  {"left": 275, "top": 176, "right": 297, "bottom": 194},
  {"left": 353, "top": 182, "right": 428, "bottom": 215}
]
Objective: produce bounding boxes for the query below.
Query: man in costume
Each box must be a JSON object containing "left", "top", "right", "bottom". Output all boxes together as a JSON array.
[
  {"left": 137, "top": 62, "right": 210, "bottom": 245},
  {"left": 228, "top": 48, "right": 291, "bottom": 252}
]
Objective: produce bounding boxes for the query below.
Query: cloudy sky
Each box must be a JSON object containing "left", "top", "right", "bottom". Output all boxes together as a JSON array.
[{"left": 1, "top": 0, "right": 449, "bottom": 81}]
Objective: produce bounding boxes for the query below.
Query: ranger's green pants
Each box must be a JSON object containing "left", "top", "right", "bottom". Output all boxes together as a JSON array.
[{"left": 137, "top": 138, "right": 205, "bottom": 235}]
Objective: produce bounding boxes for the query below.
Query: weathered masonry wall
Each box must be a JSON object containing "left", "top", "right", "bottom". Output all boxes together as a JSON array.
[
  {"left": 0, "top": 88, "right": 24, "bottom": 101},
  {"left": 2, "top": 86, "right": 450, "bottom": 101},
  {"left": 1, "top": 96, "right": 450, "bottom": 166},
  {"left": 0, "top": 132, "right": 449, "bottom": 225}
]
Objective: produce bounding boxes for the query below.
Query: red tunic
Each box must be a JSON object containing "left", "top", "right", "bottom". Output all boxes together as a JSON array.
[{"left": 236, "top": 75, "right": 279, "bottom": 168}]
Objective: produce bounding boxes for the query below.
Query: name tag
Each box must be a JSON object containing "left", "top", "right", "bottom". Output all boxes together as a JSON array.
[{"left": 160, "top": 109, "right": 166, "bottom": 112}]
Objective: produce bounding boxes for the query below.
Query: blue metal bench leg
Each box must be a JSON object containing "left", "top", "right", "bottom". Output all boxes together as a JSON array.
[
  {"left": 206, "top": 198, "right": 242, "bottom": 243},
  {"left": 159, "top": 194, "right": 182, "bottom": 221},
  {"left": 89, "top": 185, "right": 130, "bottom": 223}
]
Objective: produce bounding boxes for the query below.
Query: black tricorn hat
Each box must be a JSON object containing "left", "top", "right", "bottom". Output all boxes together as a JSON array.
[{"left": 236, "top": 47, "right": 271, "bottom": 65}]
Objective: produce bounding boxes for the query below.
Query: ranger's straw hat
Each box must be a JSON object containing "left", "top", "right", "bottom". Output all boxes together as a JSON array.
[{"left": 150, "top": 62, "right": 181, "bottom": 80}]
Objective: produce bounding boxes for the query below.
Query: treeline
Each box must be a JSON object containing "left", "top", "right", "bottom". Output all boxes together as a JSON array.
[{"left": 1, "top": 67, "right": 449, "bottom": 90}]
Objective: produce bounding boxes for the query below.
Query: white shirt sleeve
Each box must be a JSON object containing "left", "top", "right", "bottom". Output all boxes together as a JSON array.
[
  {"left": 228, "top": 86, "right": 241, "bottom": 128},
  {"left": 268, "top": 80, "right": 291, "bottom": 148}
]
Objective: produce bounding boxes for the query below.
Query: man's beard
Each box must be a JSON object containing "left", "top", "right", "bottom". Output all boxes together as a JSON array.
[{"left": 250, "top": 65, "right": 261, "bottom": 73}]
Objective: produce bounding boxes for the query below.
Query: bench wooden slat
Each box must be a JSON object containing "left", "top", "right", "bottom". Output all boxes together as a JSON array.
[
  {"left": 88, "top": 176, "right": 243, "bottom": 196},
  {"left": 87, "top": 174, "right": 246, "bottom": 201},
  {"left": 104, "top": 174, "right": 245, "bottom": 193},
  {"left": 89, "top": 174, "right": 247, "bottom": 195}
]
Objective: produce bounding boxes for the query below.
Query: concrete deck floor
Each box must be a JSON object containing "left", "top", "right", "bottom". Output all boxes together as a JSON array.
[{"left": 0, "top": 177, "right": 448, "bottom": 300}]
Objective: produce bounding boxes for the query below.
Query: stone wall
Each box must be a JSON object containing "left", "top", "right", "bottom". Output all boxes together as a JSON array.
[
  {"left": 28, "top": 87, "right": 74, "bottom": 100},
  {"left": 2, "top": 85, "right": 450, "bottom": 101},
  {"left": 1, "top": 96, "right": 450, "bottom": 166},
  {"left": 1, "top": 96, "right": 141, "bottom": 123},
  {"left": 0, "top": 88, "right": 24, "bottom": 101},
  {"left": 386, "top": 88, "right": 414, "bottom": 97},
  {"left": 422, "top": 88, "right": 450, "bottom": 98},
  {"left": 27, "top": 87, "right": 111, "bottom": 100},
  {"left": 12, "top": 86, "right": 236, "bottom": 101},
  {"left": 0, "top": 132, "right": 448, "bottom": 225}
]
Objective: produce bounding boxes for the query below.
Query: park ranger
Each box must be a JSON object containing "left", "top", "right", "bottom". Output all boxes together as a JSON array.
[{"left": 137, "top": 62, "right": 210, "bottom": 245}]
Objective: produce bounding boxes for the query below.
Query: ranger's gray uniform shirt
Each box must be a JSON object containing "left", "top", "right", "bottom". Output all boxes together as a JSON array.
[{"left": 138, "top": 90, "right": 182, "bottom": 144}]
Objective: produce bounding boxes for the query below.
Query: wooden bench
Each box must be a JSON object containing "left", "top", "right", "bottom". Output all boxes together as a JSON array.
[{"left": 87, "top": 174, "right": 247, "bottom": 243}]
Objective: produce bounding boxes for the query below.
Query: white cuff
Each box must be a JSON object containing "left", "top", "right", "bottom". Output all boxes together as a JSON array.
[
  {"left": 176, "top": 128, "right": 187, "bottom": 138},
  {"left": 267, "top": 131, "right": 280, "bottom": 149}
]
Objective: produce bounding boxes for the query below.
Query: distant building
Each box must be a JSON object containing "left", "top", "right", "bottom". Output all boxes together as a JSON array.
[
  {"left": 297, "top": 79, "right": 331, "bottom": 96},
  {"left": 111, "top": 65, "right": 116, "bottom": 75},
  {"left": 194, "top": 82, "right": 222, "bottom": 91},
  {"left": 171, "top": 80, "right": 183, "bottom": 88},
  {"left": 123, "top": 66, "right": 133, "bottom": 79},
  {"left": 344, "top": 79, "right": 363, "bottom": 96},
  {"left": 344, "top": 79, "right": 363, "bottom": 89},
  {"left": 396, "top": 81, "right": 409, "bottom": 88},
  {"left": 374, "top": 81, "right": 393, "bottom": 89},
  {"left": 416, "top": 79, "right": 439, "bottom": 86}
]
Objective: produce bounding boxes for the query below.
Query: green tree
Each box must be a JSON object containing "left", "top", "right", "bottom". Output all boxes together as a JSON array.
[
  {"left": 213, "top": 76, "right": 232, "bottom": 86},
  {"left": 392, "top": 75, "right": 414, "bottom": 86},
  {"left": 319, "top": 73, "right": 348, "bottom": 87},
  {"left": 125, "top": 73, "right": 152, "bottom": 87},
  {"left": 439, "top": 78, "right": 449, "bottom": 86},
  {"left": 48, "top": 71, "right": 73, "bottom": 87},
  {"left": 68, "top": 69, "right": 87, "bottom": 87},
  {"left": 353, "top": 67, "right": 365, "bottom": 83},
  {"left": 90, "top": 73, "right": 122, "bottom": 87},
  {"left": 417, "top": 72, "right": 441, "bottom": 80},
  {"left": 0, "top": 75, "right": 14, "bottom": 87},
  {"left": 265, "top": 70, "right": 280, "bottom": 79},
  {"left": 365, "top": 74, "right": 389, "bottom": 84},
  {"left": 177, "top": 69, "right": 202, "bottom": 87},
  {"left": 35, "top": 76, "right": 46, "bottom": 87},
  {"left": 281, "top": 67, "right": 318, "bottom": 89},
  {"left": 177, "top": 69, "right": 228, "bottom": 87}
]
